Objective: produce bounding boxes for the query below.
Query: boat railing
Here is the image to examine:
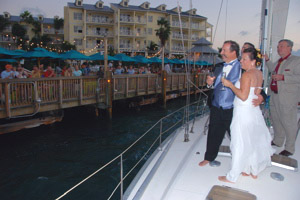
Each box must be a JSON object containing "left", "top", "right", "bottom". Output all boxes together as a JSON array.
[{"left": 55, "top": 98, "right": 209, "bottom": 200}]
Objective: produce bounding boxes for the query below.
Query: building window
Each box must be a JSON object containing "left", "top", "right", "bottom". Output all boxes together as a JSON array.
[
  {"left": 148, "top": 16, "right": 153, "bottom": 23},
  {"left": 74, "top": 12, "right": 82, "bottom": 20},
  {"left": 148, "top": 28, "right": 152, "bottom": 35},
  {"left": 74, "top": 26, "right": 83, "bottom": 33},
  {"left": 162, "top": 6, "right": 165, "bottom": 11},
  {"left": 74, "top": 39, "right": 82, "bottom": 46}
]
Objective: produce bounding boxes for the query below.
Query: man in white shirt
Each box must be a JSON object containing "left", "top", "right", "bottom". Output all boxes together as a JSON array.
[{"left": 164, "top": 63, "right": 171, "bottom": 73}]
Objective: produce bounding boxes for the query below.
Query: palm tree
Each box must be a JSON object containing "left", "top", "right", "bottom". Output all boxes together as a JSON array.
[
  {"left": 61, "top": 41, "right": 76, "bottom": 52},
  {"left": 54, "top": 18, "right": 64, "bottom": 43},
  {"left": 0, "top": 16, "right": 10, "bottom": 33},
  {"left": 147, "top": 41, "right": 158, "bottom": 53},
  {"left": 20, "top": 11, "right": 41, "bottom": 37},
  {"left": 31, "top": 21, "right": 41, "bottom": 37},
  {"left": 155, "top": 18, "right": 170, "bottom": 70},
  {"left": 20, "top": 11, "right": 34, "bottom": 24}
]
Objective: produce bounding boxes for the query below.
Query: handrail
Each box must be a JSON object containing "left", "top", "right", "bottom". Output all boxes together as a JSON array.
[
  {"left": 0, "top": 73, "right": 208, "bottom": 118},
  {"left": 55, "top": 99, "right": 209, "bottom": 200}
]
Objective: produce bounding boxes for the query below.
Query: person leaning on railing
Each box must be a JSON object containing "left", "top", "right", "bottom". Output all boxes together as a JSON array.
[
  {"left": 31, "top": 65, "right": 41, "bottom": 78},
  {"left": 64, "top": 67, "right": 73, "bottom": 77},
  {"left": 1, "top": 64, "right": 14, "bottom": 79},
  {"left": 44, "top": 66, "right": 56, "bottom": 78},
  {"left": 73, "top": 65, "right": 82, "bottom": 77},
  {"left": 16, "top": 65, "right": 28, "bottom": 78}
]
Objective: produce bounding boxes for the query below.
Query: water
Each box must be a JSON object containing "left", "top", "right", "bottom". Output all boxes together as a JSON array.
[{"left": 0, "top": 96, "right": 206, "bottom": 200}]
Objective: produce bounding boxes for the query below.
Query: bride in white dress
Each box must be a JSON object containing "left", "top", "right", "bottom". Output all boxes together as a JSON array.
[{"left": 219, "top": 47, "right": 275, "bottom": 183}]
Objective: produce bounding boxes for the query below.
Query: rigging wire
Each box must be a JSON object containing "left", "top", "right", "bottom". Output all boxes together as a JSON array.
[
  {"left": 225, "top": 0, "right": 228, "bottom": 41},
  {"left": 212, "top": 0, "right": 224, "bottom": 44},
  {"left": 177, "top": 0, "right": 190, "bottom": 142}
]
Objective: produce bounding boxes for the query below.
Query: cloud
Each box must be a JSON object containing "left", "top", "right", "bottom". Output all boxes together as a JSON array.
[
  {"left": 20, "top": 6, "right": 46, "bottom": 17},
  {"left": 239, "top": 31, "right": 249, "bottom": 36},
  {"left": 298, "top": 20, "right": 300, "bottom": 23}
]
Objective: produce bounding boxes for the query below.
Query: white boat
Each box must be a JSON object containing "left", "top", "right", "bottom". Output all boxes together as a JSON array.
[
  {"left": 55, "top": 1, "right": 300, "bottom": 199},
  {"left": 124, "top": 0, "right": 300, "bottom": 199},
  {"left": 124, "top": 110, "right": 300, "bottom": 200}
]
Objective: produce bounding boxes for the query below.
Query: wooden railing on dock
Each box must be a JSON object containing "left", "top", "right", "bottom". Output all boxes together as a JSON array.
[{"left": 0, "top": 73, "right": 208, "bottom": 119}]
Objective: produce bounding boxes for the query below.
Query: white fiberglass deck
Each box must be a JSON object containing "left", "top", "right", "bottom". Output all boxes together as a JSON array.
[{"left": 125, "top": 113, "right": 300, "bottom": 200}]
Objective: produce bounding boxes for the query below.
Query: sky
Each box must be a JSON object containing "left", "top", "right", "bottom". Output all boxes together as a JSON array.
[{"left": 1, "top": 0, "right": 299, "bottom": 54}]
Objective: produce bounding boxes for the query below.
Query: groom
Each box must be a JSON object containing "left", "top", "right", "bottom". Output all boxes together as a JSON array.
[{"left": 199, "top": 40, "right": 241, "bottom": 166}]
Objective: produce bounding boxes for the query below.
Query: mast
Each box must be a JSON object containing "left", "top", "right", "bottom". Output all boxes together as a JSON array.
[{"left": 260, "top": 0, "right": 290, "bottom": 91}]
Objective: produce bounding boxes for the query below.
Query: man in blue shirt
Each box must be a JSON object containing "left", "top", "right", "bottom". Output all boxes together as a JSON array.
[
  {"left": 199, "top": 40, "right": 241, "bottom": 166},
  {"left": 1, "top": 64, "right": 14, "bottom": 79}
]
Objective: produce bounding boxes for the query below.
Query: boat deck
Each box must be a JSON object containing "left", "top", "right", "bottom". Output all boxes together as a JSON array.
[{"left": 125, "top": 112, "right": 300, "bottom": 200}]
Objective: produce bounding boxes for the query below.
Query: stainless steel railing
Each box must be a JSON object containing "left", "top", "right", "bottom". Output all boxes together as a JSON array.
[{"left": 55, "top": 98, "right": 209, "bottom": 200}]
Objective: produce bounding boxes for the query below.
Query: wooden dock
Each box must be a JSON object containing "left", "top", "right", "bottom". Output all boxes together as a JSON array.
[{"left": 0, "top": 72, "right": 208, "bottom": 120}]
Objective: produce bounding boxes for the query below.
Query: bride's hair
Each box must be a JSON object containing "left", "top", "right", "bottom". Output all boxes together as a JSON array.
[{"left": 243, "top": 47, "right": 262, "bottom": 66}]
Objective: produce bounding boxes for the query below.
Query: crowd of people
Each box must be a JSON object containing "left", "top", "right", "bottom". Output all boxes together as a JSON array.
[
  {"left": 1, "top": 61, "right": 212, "bottom": 79},
  {"left": 0, "top": 62, "right": 94, "bottom": 79}
]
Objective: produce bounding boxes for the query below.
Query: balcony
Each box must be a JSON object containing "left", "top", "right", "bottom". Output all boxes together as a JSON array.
[
  {"left": 119, "top": 44, "right": 133, "bottom": 51},
  {"left": 134, "top": 31, "right": 147, "bottom": 37},
  {"left": 119, "top": 30, "right": 134, "bottom": 37},
  {"left": 86, "top": 17, "right": 114, "bottom": 25},
  {"left": 2, "top": 26, "right": 12, "bottom": 32},
  {"left": 172, "top": 33, "right": 189, "bottom": 40},
  {"left": 86, "top": 42, "right": 114, "bottom": 50},
  {"left": 171, "top": 21, "right": 188, "bottom": 28},
  {"left": 191, "top": 35, "right": 200, "bottom": 41},
  {"left": 119, "top": 16, "right": 134, "bottom": 23},
  {"left": 171, "top": 46, "right": 188, "bottom": 52},
  {"left": 133, "top": 44, "right": 146, "bottom": 52},
  {"left": 0, "top": 36, "right": 14, "bottom": 42},
  {"left": 134, "top": 17, "right": 146, "bottom": 24},
  {"left": 86, "top": 31, "right": 113, "bottom": 37},
  {"left": 86, "top": 43, "right": 114, "bottom": 49},
  {"left": 43, "top": 28, "right": 64, "bottom": 34},
  {"left": 191, "top": 24, "right": 206, "bottom": 31}
]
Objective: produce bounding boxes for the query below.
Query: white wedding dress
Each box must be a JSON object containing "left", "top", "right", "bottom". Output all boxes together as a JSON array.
[{"left": 226, "top": 81, "right": 275, "bottom": 182}]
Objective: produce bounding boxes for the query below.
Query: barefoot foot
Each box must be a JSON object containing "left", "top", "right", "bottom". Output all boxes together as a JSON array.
[
  {"left": 199, "top": 160, "right": 209, "bottom": 166},
  {"left": 241, "top": 172, "right": 250, "bottom": 176},
  {"left": 250, "top": 174, "right": 257, "bottom": 179},
  {"left": 218, "top": 176, "right": 234, "bottom": 183}
]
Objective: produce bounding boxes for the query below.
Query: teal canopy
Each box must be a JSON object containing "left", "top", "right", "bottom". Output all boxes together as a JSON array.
[
  {"left": 14, "top": 47, "right": 59, "bottom": 58},
  {"left": 0, "top": 47, "right": 23, "bottom": 56},
  {"left": 60, "top": 50, "right": 91, "bottom": 60},
  {"left": 0, "top": 58, "right": 17, "bottom": 63},
  {"left": 170, "top": 58, "right": 183, "bottom": 64},
  {"left": 114, "top": 53, "right": 136, "bottom": 62},
  {"left": 148, "top": 57, "right": 162, "bottom": 63},
  {"left": 89, "top": 53, "right": 117, "bottom": 61},
  {"left": 196, "top": 61, "right": 211, "bottom": 65},
  {"left": 133, "top": 55, "right": 149, "bottom": 64}
]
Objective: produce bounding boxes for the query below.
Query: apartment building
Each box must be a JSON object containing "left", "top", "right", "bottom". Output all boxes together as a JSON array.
[
  {"left": 0, "top": 12, "right": 64, "bottom": 50},
  {"left": 64, "top": 0, "right": 212, "bottom": 56}
]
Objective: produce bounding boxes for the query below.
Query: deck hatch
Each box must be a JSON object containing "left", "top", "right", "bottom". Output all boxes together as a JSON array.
[
  {"left": 206, "top": 185, "right": 257, "bottom": 200},
  {"left": 271, "top": 154, "right": 298, "bottom": 171}
]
